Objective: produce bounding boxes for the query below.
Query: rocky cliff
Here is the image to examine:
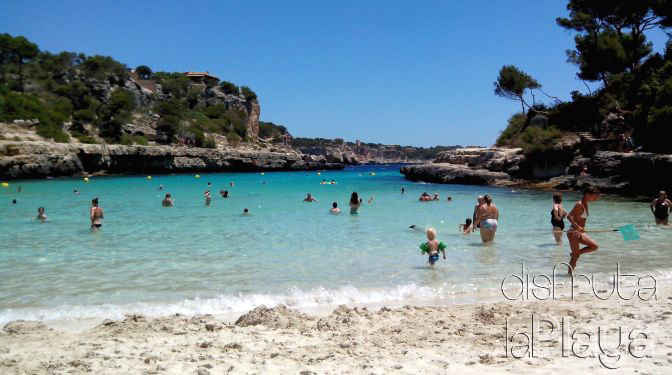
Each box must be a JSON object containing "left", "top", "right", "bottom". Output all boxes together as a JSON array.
[
  {"left": 401, "top": 145, "right": 672, "bottom": 197},
  {"left": 0, "top": 141, "right": 342, "bottom": 179}
]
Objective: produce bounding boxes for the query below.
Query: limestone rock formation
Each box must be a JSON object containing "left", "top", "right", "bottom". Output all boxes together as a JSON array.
[
  {"left": 400, "top": 163, "right": 514, "bottom": 185},
  {"left": 0, "top": 141, "right": 342, "bottom": 179}
]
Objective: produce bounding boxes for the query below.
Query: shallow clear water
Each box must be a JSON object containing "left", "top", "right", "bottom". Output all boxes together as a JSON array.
[{"left": 0, "top": 164, "right": 670, "bottom": 324}]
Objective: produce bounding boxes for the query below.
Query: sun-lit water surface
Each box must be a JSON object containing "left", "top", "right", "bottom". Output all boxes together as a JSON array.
[{"left": 0, "top": 164, "right": 670, "bottom": 324}]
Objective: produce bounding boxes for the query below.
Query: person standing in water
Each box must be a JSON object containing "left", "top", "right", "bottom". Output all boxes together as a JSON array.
[
  {"left": 349, "top": 192, "right": 363, "bottom": 215},
  {"left": 475, "top": 194, "right": 499, "bottom": 242},
  {"left": 421, "top": 228, "right": 446, "bottom": 268},
  {"left": 90, "top": 197, "right": 104, "bottom": 230},
  {"left": 472, "top": 196, "right": 485, "bottom": 233},
  {"left": 551, "top": 192, "right": 567, "bottom": 244},
  {"left": 566, "top": 186, "right": 601, "bottom": 274},
  {"left": 650, "top": 191, "right": 671, "bottom": 225},
  {"left": 162, "top": 193, "right": 174, "bottom": 207},
  {"left": 36, "top": 207, "right": 48, "bottom": 221},
  {"left": 204, "top": 190, "right": 212, "bottom": 206}
]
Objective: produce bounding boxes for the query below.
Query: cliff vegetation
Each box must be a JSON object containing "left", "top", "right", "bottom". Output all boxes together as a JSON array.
[
  {"left": 0, "top": 34, "right": 259, "bottom": 147},
  {"left": 494, "top": 1, "right": 672, "bottom": 154}
]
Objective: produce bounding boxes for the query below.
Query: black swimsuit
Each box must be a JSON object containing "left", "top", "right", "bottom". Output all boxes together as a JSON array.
[
  {"left": 551, "top": 209, "right": 565, "bottom": 230},
  {"left": 655, "top": 201, "right": 670, "bottom": 220}
]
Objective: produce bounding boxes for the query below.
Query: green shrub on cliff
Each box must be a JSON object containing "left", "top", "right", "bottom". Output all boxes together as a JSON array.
[
  {"left": 259, "top": 121, "right": 289, "bottom": 142},
  {"left": 202, "top": 135, "right": 216, "bottom": 148},
  {"left": 240, "top": 86, "right": 257, "bottom": 101},
  {"left": 219, "top": 81, "right": 239, "bottom": 95},
  {"left": 0, "top": 85, "right": 70, "bottom": 142}
]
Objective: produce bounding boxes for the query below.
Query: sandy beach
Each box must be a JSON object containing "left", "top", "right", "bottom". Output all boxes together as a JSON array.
[{"left": 2, "top": 291, "right": 670, "bottom": 375}]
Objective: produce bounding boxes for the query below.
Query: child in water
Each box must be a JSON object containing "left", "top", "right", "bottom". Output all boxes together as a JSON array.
[
  {"left": 421, "top": 228, "right": 446, "bottom": 268},
  {"left": 459, "top": 218, "right": 473, "bottom": 234}
]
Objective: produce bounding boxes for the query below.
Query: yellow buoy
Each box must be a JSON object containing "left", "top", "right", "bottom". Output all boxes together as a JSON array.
[
  {"left": 195, "top": 174, "right": 201, "bottom": 179},
  {"left": 317, "top": 172, "right": 321, "bottom": 176},
  {"left": 261, "top": 172, "right": 265, "bottom": 175},
  {"left": 1, "top": 182, "right": 9, "bottom": 188},
  {"left": 147, "top": 176, "right": 152, "bottom": 180},
  {"left": 83, "top": 177, "right": 90, "bottom": 182}
]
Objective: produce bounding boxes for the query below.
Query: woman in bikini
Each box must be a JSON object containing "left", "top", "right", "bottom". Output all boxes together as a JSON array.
[
  {"left": 475, "top": 194, "right": 499, "bottom": 242},
  {"left": 551, "top": 192, "right": 567, "bottom": 245},
  {"left": 566, "top": 186, "right": 601, "bottom": 274},
  {"left": 90, "top": 197, "right": 104, "bottom": 230}
]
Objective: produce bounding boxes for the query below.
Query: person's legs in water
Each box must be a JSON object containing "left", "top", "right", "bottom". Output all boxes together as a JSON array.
[
  {"left": 552, "top": 226, "right": 563, "bottom": 245},
  {"left": 567, "top": 232, "right": 599, "bottom": 273},
  {"left": 479, "top": 219, "right": 497, "bottom": 243}
]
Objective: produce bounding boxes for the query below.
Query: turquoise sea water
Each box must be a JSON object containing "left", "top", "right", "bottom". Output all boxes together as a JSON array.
[{"left": 0, "top": 164, "right": 670, "bottom": 324}]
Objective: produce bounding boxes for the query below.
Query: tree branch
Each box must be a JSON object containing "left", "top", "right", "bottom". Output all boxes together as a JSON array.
[
  {"left": 581, "top": 79, "right": 593, "bottom": 95},
  {"left": 538, "top": 88, "right": 563, "bottom": 104}
]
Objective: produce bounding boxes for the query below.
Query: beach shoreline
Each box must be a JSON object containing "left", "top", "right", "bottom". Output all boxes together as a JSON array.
[{"left": 2, "top": 287, "right": 669, "bottom": 374}]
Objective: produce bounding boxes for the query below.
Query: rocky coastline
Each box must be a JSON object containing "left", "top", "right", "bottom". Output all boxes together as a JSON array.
[
  {"left": 401, "top": 146, "right": 672, "bottom": 197},
  {"left": 0, "top": 141, "right": 342, "bottom": 179}
]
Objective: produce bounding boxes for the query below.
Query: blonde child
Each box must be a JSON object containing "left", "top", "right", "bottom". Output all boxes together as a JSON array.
[{"left": 420, "top": 227, "right": 446, "bottom": 268}]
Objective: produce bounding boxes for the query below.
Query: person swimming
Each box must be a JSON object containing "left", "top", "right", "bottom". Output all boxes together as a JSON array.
[
  {"left": 220, "top": 189, "right": 229, "bottom": 198},
  {"left": 207, "top": 182, "right": 212, "bottom": 188},
  {"left": 475, "top": 194, "right": 498, "bottom": 242},
  {"left": 551, "top": 192, "right": 567, "bottom": 244},
  {"left": 303, "top": 193, "right": 318, "bottom": 202},
  {"left": 229, "top": 181, "right": 235, "bottom": 187},
  {"left": 162, "top": 193, "right": 174, "bottom": 207},
  {"left": 330, "top": 179, "right": 336, "bottom": 184},
  {"left": 90, "top": 197, "right": 104, "bottom": 229},
  {"left": 446, "top": 196, "right": 452, "bottom": 202},
  {"left": 36, "top": 207, "right": 48, "bottom": 221},
  {"left": 11, "top": 199, "right": 17, "bottom": 204},
  {"left": 459, "top": 218, "right": 472, "bottom": 234},
  {"left": 433, "top": 193, "right": 440, "bottom": 201},
  {"left": 566, "top": 185, "right": 601, "bottom": 274},
  {"left": 321, "top": 180, "right": 327, "bottom": 185},
  {"left": 205, "top": 190, "right": 212, "bottom": 206},
  {"left": 349, "top": 192, "right": 362, "bottom": 214},
  {"left": 73, "top": 188, "right": 79, "bottom": 195},
  {"left": 401, "top": 187, "right": 405, "bottom": 194},
  {"left": 242, "top": 208, "right": 250, "bottom": 215},
  {"left": 330, "top": 202, "right": 341, "bottom": 214},
  {"left": 419, "top": 192, "right": 432, "bottom": 202},
  {"left": 158, "top": 185, "right": 164, "bottom": 191},
  {"left": 650, "top": 190, "right": 671, "bottom": 225}
]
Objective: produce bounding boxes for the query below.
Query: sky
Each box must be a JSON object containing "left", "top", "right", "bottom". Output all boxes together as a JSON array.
[{"left": 1, "top": 0, "right": 669, "bottom": 147}]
